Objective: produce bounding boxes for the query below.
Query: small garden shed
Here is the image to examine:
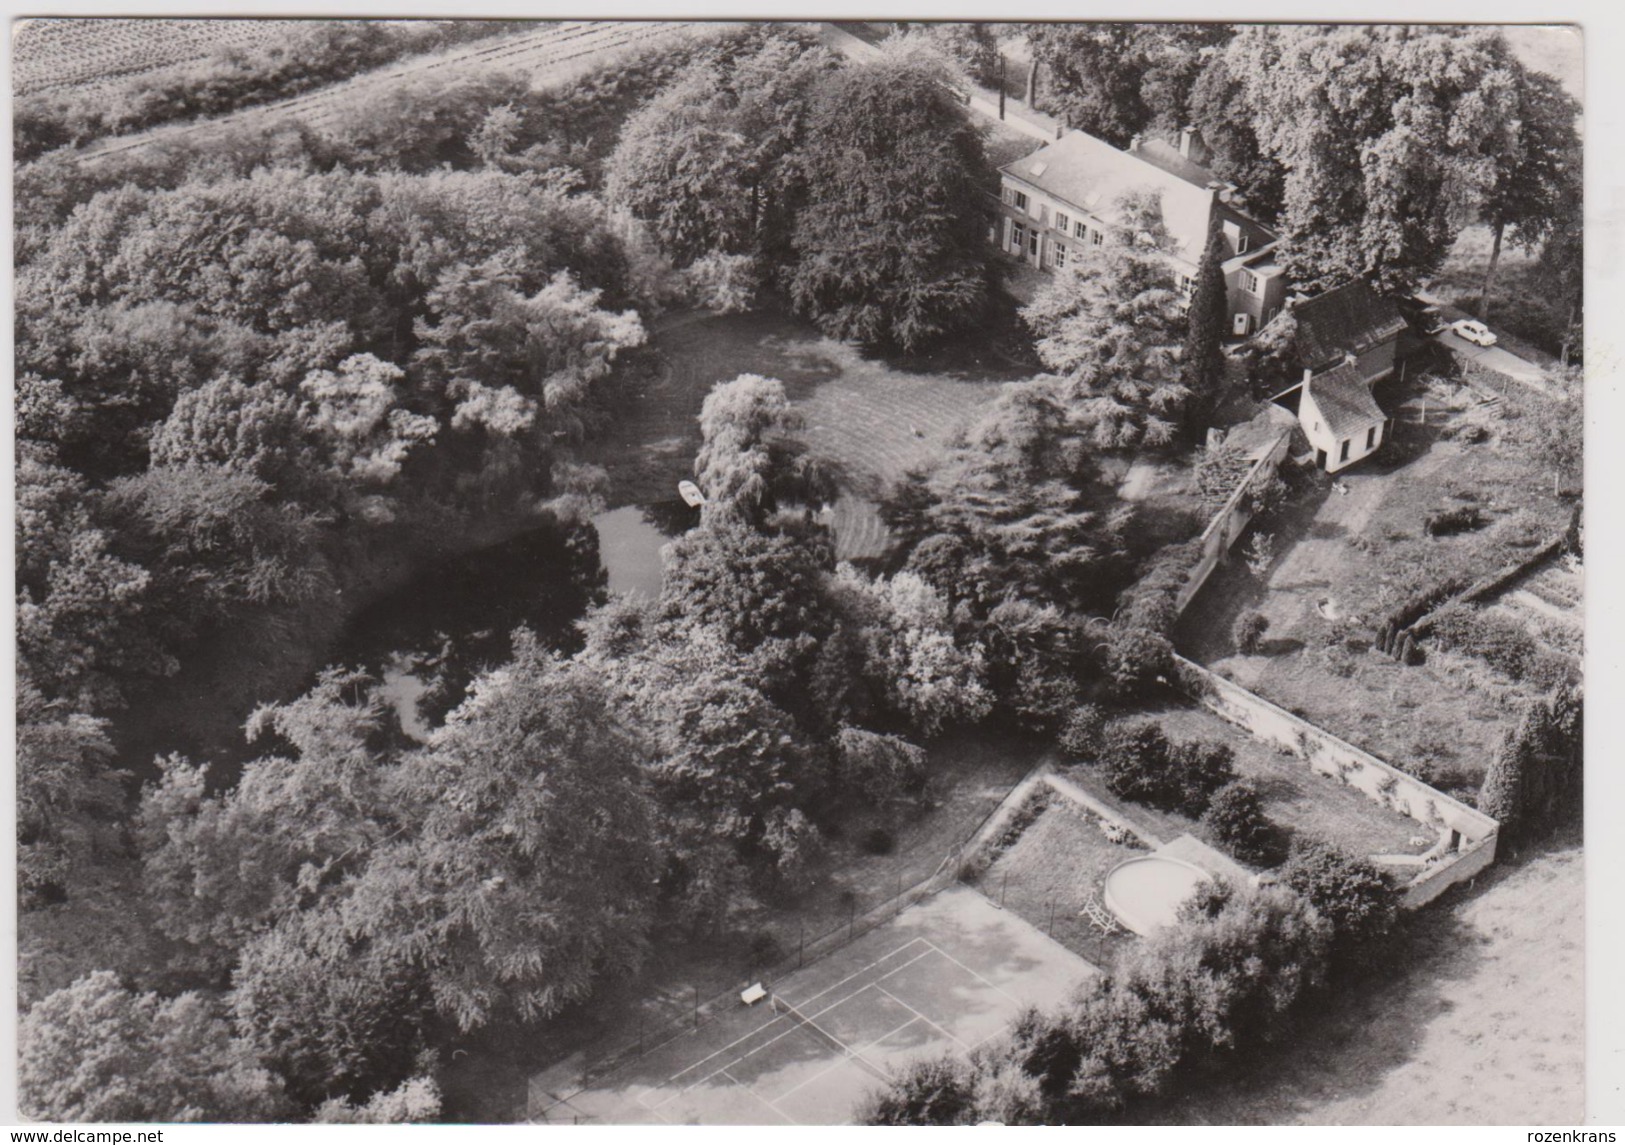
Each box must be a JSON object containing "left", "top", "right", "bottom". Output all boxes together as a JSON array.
[{"left": 1298, "top": 363, "right": 1389, "bottom": 472}]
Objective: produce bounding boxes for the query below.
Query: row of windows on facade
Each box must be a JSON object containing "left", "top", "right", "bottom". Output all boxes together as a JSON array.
[
  {"left": 1004, "top": 187, "right": 1107, "bottom": 249},
  {"left": 1003, "top": 186, "right": 1263, "bottom": 298}
]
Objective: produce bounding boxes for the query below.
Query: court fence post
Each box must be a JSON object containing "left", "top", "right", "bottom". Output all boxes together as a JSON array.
[
  {"left": 848, "top": 899, "right": 855, "bottom": 942},
  {"left": 1047, "top": 899, "right": 1055, "bottom": 935},
  {"left": 895, "top": 871, "right": 902, "bottom": 917},
  {"left": 799, "top": 922, "right": 805, "bottom": 968},
  {"left": 693, "top": 985, "right": 699, "bottom": 1030},
  {"left": 1001, "top": 872, "right": 1007, "bottom": 908}
]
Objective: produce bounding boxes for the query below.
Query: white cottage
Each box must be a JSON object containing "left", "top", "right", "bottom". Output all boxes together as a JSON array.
[{"left": 1297, "top": 363, "right": 1389, "bottom": 473}]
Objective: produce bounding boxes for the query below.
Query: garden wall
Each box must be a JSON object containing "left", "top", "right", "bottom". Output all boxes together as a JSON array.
[
  {"left": 1173, "top": 429, "right": 1291, "bottom": 617},
  {"left": 1172, "top": 655, "right": 1499, "bottom": 907},
  {"left": 1400, "top": 834, "right": 1498, "bottom": 909}
]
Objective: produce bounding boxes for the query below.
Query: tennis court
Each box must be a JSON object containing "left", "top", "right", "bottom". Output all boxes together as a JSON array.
[{"left": 533, "top": 885, "right": 1097, "bottom": 1125}]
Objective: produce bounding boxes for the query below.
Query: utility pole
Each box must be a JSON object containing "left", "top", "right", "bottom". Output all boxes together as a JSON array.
[{"left": 998, "top": 54, "right": 1006, "bottom": 120}]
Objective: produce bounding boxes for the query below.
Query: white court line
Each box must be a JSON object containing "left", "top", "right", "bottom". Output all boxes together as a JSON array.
[
  {"left": 767, "top": 1014, "right": 921, "bottom": 1110},
  {"left": 636, "top": 937, "right": 938, "bottom": 1113},
  {"left": 721, "top": 1068, "right": 796, "bottom": 1125},
  {"left": 779, "top": 937, "right": 936, "bottom": 1014},
  {"left": 875, "top": 983, "right": 970, "bottom": 1052},
  {"left": 648, "top": 971, "right": 926, "bottom": 1108},
  {"left": 922, "top": 940, "right": 1028, "bottom": 1012}
]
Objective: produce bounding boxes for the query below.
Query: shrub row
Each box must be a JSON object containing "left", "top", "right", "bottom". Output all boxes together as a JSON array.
[
  {"left": 1479, "top": 685, "right": 1583, "bottom": 841},
  {"left": 863, "top": 841, "right": 1399, "bottom": 1124},
  {"left": 1428, "top": 604, "right": 1576, "bottom": 688},
  {"left": 1098, "top": 719, "right": 1235, "bottom": 819}
]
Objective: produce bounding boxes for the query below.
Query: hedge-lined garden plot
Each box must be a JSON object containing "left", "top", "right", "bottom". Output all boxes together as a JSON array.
[
  {"left": 1058, "top": 701, "right": 1430, "bottom": 869},
  {"left": 968, "top": 797, "right": 1144, "bottom": 967},
  {"left": 1177, "top": 369, "right": 1574, "bottom": 790}
]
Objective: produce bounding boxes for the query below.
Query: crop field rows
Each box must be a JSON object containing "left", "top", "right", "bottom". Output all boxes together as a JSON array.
[
  {"left": 14, "top": 18, "right": 304, "bottom": 96},
  {"left": 71, "top": 21, "right": 697, "bottom": 163}
]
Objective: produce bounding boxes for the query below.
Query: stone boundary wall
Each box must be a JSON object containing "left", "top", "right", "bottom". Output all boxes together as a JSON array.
[
  {"left": 1174, "top": 430, "right": 1291, "bottom": 616},
  {"left": 1172, "top": 655, "right": 1498, "bottom": 907},
  {"left": 1040, "top": 771, "right": 1164, "bottom": 849},
  {"left": 1400, "top": 833, "right": 1498, "bottom": 908}
]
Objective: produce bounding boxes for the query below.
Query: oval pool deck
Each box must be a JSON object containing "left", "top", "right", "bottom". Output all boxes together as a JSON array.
[{"left": 1102, "top": 856, "right": 1211, "bottom": 937}]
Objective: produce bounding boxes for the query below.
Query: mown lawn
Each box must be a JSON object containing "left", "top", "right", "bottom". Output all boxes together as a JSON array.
[
  {"left": 969, "top": 797, "right": 1145, "bottom": 969},
  {"left": 1177, "top": 368, "right": 1570, "bottom": 789},
  {"left": 578, "top": 305, "right": 1023, "bottom": 560}
]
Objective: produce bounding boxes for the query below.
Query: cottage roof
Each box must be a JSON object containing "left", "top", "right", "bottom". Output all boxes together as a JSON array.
[
  {"left": 1001, "top": 130, "right": 1216, "bottom": 259},
  {"left": 1306, "top": 362, "right": 1387, "bottom": 438},
  {"left": 1292, "top": 281, "right": 1407, "bottom": 370}
]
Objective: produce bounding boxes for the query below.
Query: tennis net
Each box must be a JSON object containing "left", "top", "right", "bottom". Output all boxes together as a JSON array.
[{"left": 771, "top": 995, "right": 893, "bottom": 1085}]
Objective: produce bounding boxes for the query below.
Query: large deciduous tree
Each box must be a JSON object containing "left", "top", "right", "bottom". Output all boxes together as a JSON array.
[
  {"left": 19, "top": 971, "right": 289, "bottom": 1123},
  {"left": 693, "top": 373, "right": 803, "bottom": 516},
  {"left": 1185, "top": 50, "right": 1284, "bottom": 221},
  {"left": 605, "top": 33, "right": 836, "bottom": 267},
  {"left": 1474, "top": 65, "right": 1581, "bottom": 321},
  {"left": 788, "top": 51, "right": 992, "bottom": 351},
  {"left": 345, "top": 640, "right": 661, "bottom": 1031},
  {"left": 1225, "top": 25, "right": 1528, "bottom": 295}
]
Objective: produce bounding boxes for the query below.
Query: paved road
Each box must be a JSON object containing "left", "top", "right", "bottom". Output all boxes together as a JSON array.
[{"left": 1430, "top": 329, "right": 1555, "bottom": 394}]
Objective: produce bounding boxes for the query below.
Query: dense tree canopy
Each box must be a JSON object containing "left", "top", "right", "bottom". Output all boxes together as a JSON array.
[
  {"left": 1026, "top": 24, "right": 1231, "bottom": 147},
  {"left": 1022, "top": 192, "right": 1190, "bottom": 450},
  {"left": 20, "top": 971, "right": 289, "bottom": 1123},
  {"left": 788, "top": 50, "right": 993, "bottom": 350},
  {"left": 1225, "top": 26, "right": 1532, "bottom": 294},
  {"left": 605, "top": 33, "right": 837, "bottom": 266}
]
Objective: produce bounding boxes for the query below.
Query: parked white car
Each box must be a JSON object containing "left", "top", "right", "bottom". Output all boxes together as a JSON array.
[{"left": 1451, "top": 319, "right": 1498, "bottom": 347}]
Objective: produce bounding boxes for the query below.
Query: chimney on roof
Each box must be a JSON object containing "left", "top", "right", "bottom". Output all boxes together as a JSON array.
[
  {"left": 1180, "top": 126, "right": 1196, "bottom": 157},
  {"left": 1303, "top": 368, "right": 1314, "bottom": 384},
  {"left": 1128, "top": 134, "right": 1142, "bottom": 152},
  {"left": 1218, "top": 181, "right": 1238, "bottom": 204}
]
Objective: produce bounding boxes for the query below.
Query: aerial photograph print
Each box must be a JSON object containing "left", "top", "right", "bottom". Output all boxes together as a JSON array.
[{"left": 9, "top": 11, "right": 1593, "bottom": 1128}]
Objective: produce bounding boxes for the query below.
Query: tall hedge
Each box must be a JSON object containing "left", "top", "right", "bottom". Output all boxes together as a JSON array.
[{"left": 1479, "top": 685, "right": 1583, "bottom": 840}]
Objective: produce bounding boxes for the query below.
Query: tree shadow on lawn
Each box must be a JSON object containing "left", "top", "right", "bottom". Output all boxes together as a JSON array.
[
  {"left": 1173, "top": 555, "right": 1268, "bottom": 663},
  {"left": 1117, "top": 831, "right": 1576, "bottom": 1126}
]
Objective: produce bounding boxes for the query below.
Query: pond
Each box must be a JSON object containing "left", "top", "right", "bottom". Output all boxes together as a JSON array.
[{"left": 339, "top": 500, "right": 697, "bottom": 742}]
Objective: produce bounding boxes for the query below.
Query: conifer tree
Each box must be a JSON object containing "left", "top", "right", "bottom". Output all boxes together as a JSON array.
[{"left": 1182, "top": 213, "right": 1230, "bottom": 436}]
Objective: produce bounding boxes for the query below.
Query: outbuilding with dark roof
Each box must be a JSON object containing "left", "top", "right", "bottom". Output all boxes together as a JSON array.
[{"left": 1290, "top": 280, "right": 1408, "bottom": 383}]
